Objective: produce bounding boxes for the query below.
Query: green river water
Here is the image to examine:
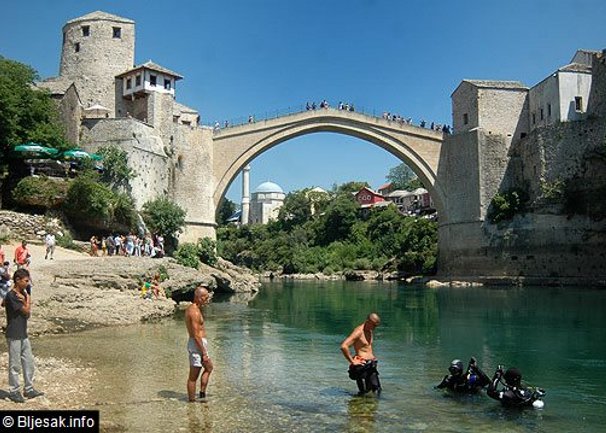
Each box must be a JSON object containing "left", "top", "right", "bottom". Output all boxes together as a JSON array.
[{"left": 33, "top": 281, "right": 606, "bottom": 432}]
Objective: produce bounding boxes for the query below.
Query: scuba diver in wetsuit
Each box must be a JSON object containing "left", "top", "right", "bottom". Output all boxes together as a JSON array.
[
  {"left": 487, "top": 366, "right": 546, "bottom": 408},
  {"left": 436, "top": 357, "right": 490, "bottom": 393}
]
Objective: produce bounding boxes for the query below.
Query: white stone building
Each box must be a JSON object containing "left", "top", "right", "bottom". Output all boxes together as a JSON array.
[
  {"left": 528, "top": 50, "right": 596, "bottom": 129},
  {"left": 249, "top": 181, "right": 285, "bottom": 224},
  {"left": 451, "top": 49, "right": 598, "bottom": 142}
]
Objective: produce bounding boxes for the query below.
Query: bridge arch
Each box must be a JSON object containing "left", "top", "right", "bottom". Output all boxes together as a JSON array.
[{"left": 212, "top": 109, "right": 445, "bottom": 216}]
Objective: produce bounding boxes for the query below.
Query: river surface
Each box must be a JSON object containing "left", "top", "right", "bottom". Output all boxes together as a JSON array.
[{"left": 33, "top": 281, "right": 606, "bottom": 433}]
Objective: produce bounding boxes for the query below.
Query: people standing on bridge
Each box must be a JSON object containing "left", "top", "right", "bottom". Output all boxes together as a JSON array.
[
  {"left": 248, "top": 115, "right": 254, "bottom": 123},
  {"left": 186, "top": 286, "right": 213, "bottom": 402},
  {"left": 341, "top": 313, "right": 382, "bottom": 395}
]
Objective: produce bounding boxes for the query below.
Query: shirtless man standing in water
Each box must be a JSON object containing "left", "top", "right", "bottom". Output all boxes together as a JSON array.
[
  {"left": 340, "top": 313, "right": 382, "bottom": 394},
  {"left": 185, "top": 286, "right": 213, "bottom": 401}
]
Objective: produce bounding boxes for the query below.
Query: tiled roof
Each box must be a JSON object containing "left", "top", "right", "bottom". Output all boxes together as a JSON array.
[
  {"left": 116, "top": 61, "right": 183, "bottom": 79},
  {"left": 558, "top": 62, "right": 592, "bottom": 73},
  {"left": 462, "top": 80, "right": 528, "bottom": 89},
  {"left": 386, "top": 190, "right": 414, "bottom": 198},
  {"left": 66, "top": 11, "right": 134, "bottom": 25}
]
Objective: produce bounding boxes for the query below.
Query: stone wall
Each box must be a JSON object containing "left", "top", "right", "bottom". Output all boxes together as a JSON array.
[
  {"left": 80, "top": 118, "right": 170, "bottom": 208},
  {"left": 439, "top": 113, "right": 606, "bottom": 283},
  {"left": 0, "top": 211, "right": 65, "bottom": 242},
  {"left": 513, "top": 116, "right": 606, "bottom": 213},
  {"left": 588, "top": 51, "right": 606, "bottom": 117},
  {"left": 172, "top": 126, "right": 217, "bottom": 242},
  {"left": 57, "top": 84, "right": 83, "bottom": 145},
  {"left": 452, "top": 82, "right": 529, "bottom": 140},
  {"left": 478, "top": 88, "right": 529, "bottom": 141}
]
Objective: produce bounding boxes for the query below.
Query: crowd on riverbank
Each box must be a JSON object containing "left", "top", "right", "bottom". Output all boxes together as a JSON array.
[{"left": 89, "top": 233, "right": 165, "bottom": 258}]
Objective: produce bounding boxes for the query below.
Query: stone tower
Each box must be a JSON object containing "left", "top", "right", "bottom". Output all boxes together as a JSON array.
[
  {"left": 59, "top": 11, "right": 135, "bottom": 114},
  {"left": 241, "top": 165, "right": 251, "bottom": 225}
]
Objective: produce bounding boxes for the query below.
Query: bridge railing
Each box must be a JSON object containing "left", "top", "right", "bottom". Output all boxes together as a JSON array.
[{"left": 205, "top": 104, "right": 450, "bottom": 133}]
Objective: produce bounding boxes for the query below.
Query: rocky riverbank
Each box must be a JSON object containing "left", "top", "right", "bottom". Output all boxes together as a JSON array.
[{"left": 0, "top": 242, "right": 260, "bottom": 336}]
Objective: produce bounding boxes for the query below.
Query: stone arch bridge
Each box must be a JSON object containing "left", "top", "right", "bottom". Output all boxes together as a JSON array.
[{"left": 211, "top": 108, "right": 445, "bottom": 214}]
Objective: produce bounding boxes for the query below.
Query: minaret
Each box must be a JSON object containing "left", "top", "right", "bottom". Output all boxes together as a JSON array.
[{"left": 241, "top": 165, "right": 251, "bottom": 225}]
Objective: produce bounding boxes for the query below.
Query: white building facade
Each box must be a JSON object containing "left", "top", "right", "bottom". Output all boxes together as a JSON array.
[{"left": 249, "top": 181, "right": 286, "bottom": 224}]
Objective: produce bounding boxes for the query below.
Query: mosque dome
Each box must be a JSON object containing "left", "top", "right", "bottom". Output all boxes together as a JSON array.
[{"left": 254, "top": 181, "right": 284, "bottom": 194}]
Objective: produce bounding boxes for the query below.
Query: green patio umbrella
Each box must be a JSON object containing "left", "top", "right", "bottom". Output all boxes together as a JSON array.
[
  {"left": 59, "top": 149, "right": 103, "bottom": 161},
  {"left": 10, "top": 142, "right": 60, "bottom": 159}
]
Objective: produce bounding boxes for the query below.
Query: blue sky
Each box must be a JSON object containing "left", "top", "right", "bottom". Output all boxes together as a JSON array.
[{"left": 2, "top": 0, "right": 605, "bottom": 203}]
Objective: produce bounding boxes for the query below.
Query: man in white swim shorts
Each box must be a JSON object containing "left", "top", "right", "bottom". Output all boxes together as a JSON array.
[{"left": 185, "top": 286, "right": 213, "bottom": 401}]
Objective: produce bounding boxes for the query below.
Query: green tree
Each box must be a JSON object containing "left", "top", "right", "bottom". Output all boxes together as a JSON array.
[
  {"left": 395, "top": 218, "right": 438, "bottom": 274},
  {"left": 333, "top": 181, "right": 369, "bottom": 195},
  {"left": 217, "top": 197, "right": 237, "bottom": 226},
  {"left": 0, "top": 56, "right": 69, "bottom": 163},
  {"left": 386, "top": 163, "right": 424, "bottom": 190},
  {"left": 96, "top": 145, "right": 136, "bottom": 191},
  {"left": 278, "top": 189, "right": 312, "bottom": 228},
  {"left": 366, "top": 205, "right": 405, "bottom": 257},
  {"left": 315, "top": 194, "right": 359, "bottom": 245},
  {"left": 141, "top": 197, "right": 186, "bottom": 252}
]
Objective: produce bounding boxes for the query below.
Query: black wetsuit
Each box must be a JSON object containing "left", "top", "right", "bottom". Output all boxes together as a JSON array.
[
  {"left": 487, "top": 374, "right": 541, "bottom": 407},
  {"left": 436, "top": 364, "right": 490, "bottom": 393},
  {"left": 348, "top": 359, "right": 381, "bottom": 395}
]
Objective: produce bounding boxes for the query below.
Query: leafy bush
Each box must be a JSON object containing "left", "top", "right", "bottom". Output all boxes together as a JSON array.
[
  {"left": 174, "top": 243, "right": 200, "bottom": 269},
  {"left": 141, "top": 198, "right": 186, "bottom": 253},
  {"left": 197, "top": 237, "right": 218, "bottom": 266},
  {"left": 174, "top": 237, "right": 218, "bottom": 268},
  {"left": 56, "top": 232, "right": 80, "bottom": 251},
  {"left": 12, "top": 176, "right": 69, "bottom": 209},
  {"left": 62, "top": 174, "right": 137, "bottom": 231},
  {"left": 487, "top": 189, "right": 529, "bottom": 224}
]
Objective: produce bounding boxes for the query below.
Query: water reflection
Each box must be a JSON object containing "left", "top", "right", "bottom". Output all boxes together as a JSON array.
[
  {"left": 186, "top": 402, "right": 213, "bottom": 433},
  {"left": 346, "top": 396, "right": 379, "bottom": 433},
  {"left": 29, "top": 282, "right": 606, "bottom": 433}
]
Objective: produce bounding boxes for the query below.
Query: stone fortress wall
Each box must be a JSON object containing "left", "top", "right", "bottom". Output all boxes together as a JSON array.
[
  {"left": 38, "top": 11, "right": 217, "bottom": 240},
  {"left": 440, "top": 50, "right": 606, "bottom": 283}
]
